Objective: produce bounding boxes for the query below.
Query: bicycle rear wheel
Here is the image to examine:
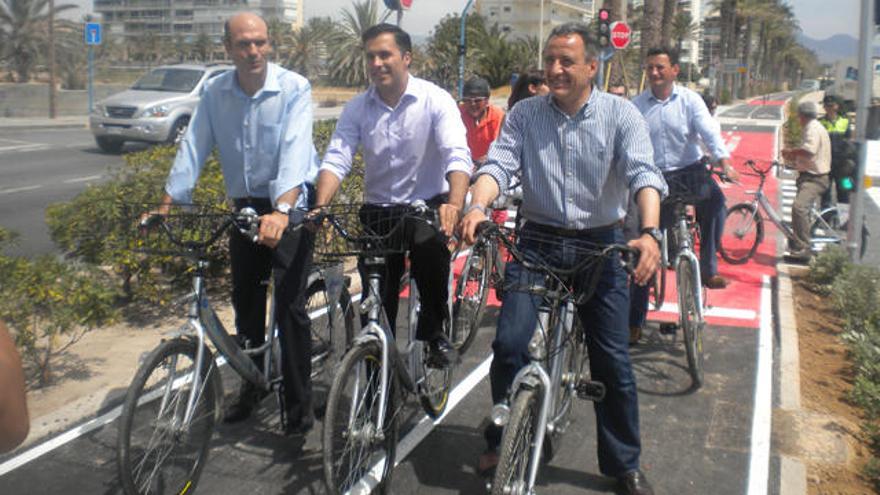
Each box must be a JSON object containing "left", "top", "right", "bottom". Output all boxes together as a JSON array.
[
  {"left": 721, "top": 203, "right": 763, "bottom": 264},
  {"left": 677, "top": 258, "right": 705, "bottom": 389},
  {"left": 451, "top": 244, "right": 490, "bottom": 353},
  {"left": 323, "top": 341, "right": 399, "bottom": 495},
  {"left": 492, "top": 387, "right": 541, "bottom": 495},
  {"left": 117, "top": 338, "right": 221, "bottom": 495}
]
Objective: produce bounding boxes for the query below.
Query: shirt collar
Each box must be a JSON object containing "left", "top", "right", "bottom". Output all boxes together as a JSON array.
[
  {"left": 548, "top": 85, "right": 598, "bottom": 118},
  {"left": 648, "top": 83, "right": 680, "bottom": 103},
  {"left": 222, "top": 62, "right": 280, "bottom": 98},
  {"left": 368, "top": 73, "right": 421, "bottom": 108}
]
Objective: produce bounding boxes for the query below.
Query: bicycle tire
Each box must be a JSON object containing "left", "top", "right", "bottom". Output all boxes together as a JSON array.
[
  {"left": 418, "top": 318, "right": 455, "bottom": 419},
  {"left": 307, "top": 278, "right": 356, "bottom": 386},
  {"left": 323, "top": 341, "right": 399, "bottom": 495},
  {"left": 451, "top": 244, "right": 490, "bottom": 354},
  {"left": 677, "top": 258, "right": 705, "bottom": 389},
  {"left": 491, "top": 387, "right": 541, "bottom": 495},
  {"left": 720, "top": 203, "right": 763, "bottom": 264},
  {"left": 810, "top": 209, "right": 869, "bottom": 260},
  {"left": 117, "top": 338, "right": 222, "bottom": 495}
]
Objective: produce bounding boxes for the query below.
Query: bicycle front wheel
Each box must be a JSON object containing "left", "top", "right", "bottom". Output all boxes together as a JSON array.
[
  {"left": 677, "top": 258, "right": 705, "bottom": 389},
  {"left": 323, "top": 341, "right": 399, "bottom": 495},
  {"left": 307, "top": 278, "right": 356, "bottom": 386},
  {"left": 492, "top": 387, "right": 542, "bottom": 495},
  {"left": 721, "top": 203, "right": 763, "bottom": 264},
  {"left": 117, "top": 338, "right": 221, "bottom": 495},
  {"left": 452, "top": 244, "right": 490, "bottom": 353},
  {"left": 418, "top": 319, "right": 455, "bottom": 418}
]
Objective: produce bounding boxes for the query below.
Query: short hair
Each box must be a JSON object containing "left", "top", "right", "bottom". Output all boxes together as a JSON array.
[
  {"left": 646, "top": 47, "right": 680, "bottom": 66},
  {"left": 463, "top": 77, "right": 491, "bottom": 98},
  {"left": 362, "top": 23, "right": 412, "bottom": 54},
  {"left": 798, "top": 100, "right": 818, "bottom": 118},
  {"left": 546, "top": 22, "right": 598, "bottom": 62},
  {"left": 223, "top": 13, "right": 268, "bottom": 45},
  {"left": 701, "top": 93, "right": 717, "bottom": 109}
]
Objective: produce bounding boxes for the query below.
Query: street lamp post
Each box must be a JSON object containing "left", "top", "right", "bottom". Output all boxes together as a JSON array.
[
  {"left": 457, "top": 0, "right": 475, "bottom": 99},
  {"left": 848, "top": 0, "right": 875, "bottom": 261},
  {"left": 538, "top": 0, "right": 545, "bottom": 69}
]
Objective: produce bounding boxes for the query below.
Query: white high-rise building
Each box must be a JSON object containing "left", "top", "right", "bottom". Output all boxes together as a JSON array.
[
  {"left": 94, "top": 0, "right": 304, "bottom": 43},
  {"left": 475, "top": 0, "right": 597, "bottom": 41}
]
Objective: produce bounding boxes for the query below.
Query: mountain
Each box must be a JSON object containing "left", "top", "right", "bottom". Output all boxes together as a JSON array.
[{"left": 797, "top": 33, "right": 880, "bottom": 64}]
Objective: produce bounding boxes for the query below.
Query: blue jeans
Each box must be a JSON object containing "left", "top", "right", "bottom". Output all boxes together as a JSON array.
[{"left": 486, "top": 225, "right": 641, "bottom": 477}]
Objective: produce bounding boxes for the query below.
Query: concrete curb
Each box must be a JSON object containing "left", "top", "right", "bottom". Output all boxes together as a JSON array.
[
  {"left": 0, "top": 118, "right": 88, "bottom": 130},
  {"left": 776, "top": 263, "right": 807, "bottom": 495}
]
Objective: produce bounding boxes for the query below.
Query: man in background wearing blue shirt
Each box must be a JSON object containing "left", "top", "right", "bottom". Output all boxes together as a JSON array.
[
  {"left": 630, "top": 47, "right": 740, "bottom": 341},
  {"left": 461, "top": 23, "right": 665, "bottom": 495},
  {"left": 158, "top": 12, "right": 319, "bottom": 435}
]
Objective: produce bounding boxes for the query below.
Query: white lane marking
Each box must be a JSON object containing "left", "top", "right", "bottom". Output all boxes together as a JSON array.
[
  {"left": 0, "top": 293, "right": 362, "bottom": 476},
  {"left": 0, "top": 185, "right": 43, "bottom": 195},
  {"left": 346, "top": 355, "right": 493, "bottom": 495},
  {"left": 746, "top": 276, "right": 773, "bottom": 495},
  {"left": 63, "top": 175, "right": 103, "bottom": 184},
  {"left": 0, "top": 144, "right": 47, "bottom": 153},
  {"left": 653, "top": 303, "right": 757, "bottom": 321}
]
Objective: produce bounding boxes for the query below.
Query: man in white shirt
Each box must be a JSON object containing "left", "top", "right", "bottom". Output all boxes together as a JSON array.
[{"left": 314, "top": 23, "right": 472, "bottom": 366}]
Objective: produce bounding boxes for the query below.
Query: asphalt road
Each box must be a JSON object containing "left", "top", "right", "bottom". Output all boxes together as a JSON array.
[
  {"left": 0, "top": 304, "right": 764, "bottom": 495},
  {"left": 0, "top": 127, "right": 141, "bottom": 257}
]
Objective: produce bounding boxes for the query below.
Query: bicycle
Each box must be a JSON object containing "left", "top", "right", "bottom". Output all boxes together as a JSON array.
[
  {"left": 653, "top": 165, "right": 728, "bottom": 389},
  {"left": 115, "top": 204, "right": 356, "bottom": 495},
  {"left": 318, "top": 202, "right": 458, "bottom": 494},
  {"left": 719, "top": 159, "right": 868, "bottom": 263},
  {"left": 472, "top": 222, "right": 637, "bottom": 495}
]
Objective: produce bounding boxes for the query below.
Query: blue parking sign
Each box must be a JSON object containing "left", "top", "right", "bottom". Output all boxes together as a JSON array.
[{"left": 85, "top": 22, "right": 102, "bottom": 45}]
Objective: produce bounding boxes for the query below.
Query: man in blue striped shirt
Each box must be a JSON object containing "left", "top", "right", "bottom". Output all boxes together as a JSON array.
[{"left": 461, "top": 23, "right": 666, "bottom": 495}]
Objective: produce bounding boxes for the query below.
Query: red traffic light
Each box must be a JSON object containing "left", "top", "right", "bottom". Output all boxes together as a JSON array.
[{"left": 598, "top": 9, "right": 610, "bottom": 21}]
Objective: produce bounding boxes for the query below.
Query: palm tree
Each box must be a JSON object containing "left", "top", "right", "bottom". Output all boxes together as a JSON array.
[
  {"left": 282, "top": 16, "right": 337, "bottom": 79},
  {"left": 471, "top": 22, "right": 519, "bottom": 87},
  {"left": 659, "top": 0, "right": 678, "bottom": 49},
  {"left": 327, "top": 0, "right": 390, "bottom": 87},
  {"left": 193, "top": 32, "right": 214, "bottom": 62},
  {"left": 0, "top": 0, "right": 75, "bottom": 82},
  {"left": 639, "top": 0, "right": 662, "bottom": 61}
]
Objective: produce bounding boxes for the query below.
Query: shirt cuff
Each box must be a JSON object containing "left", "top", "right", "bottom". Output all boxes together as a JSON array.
[
  {"left": 631, "top": 173, "right": 668, "bottom": 200},
  {"left": 475, "top": 164, "right": 509, "bottom": 192}
]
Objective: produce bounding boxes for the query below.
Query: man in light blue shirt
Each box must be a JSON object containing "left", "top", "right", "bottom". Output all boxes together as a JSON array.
[
  {"left": 160, "top": 12, "right": 319, "bottom": 434},
  {"left": 630, "top": 47, "right": 740, "bottom": 340},
  {"left": 314, "top": 24, "right": 471, "bottom": 367},
  {"left": 461, "top": 23, "right": 665, "bottom": 495}
]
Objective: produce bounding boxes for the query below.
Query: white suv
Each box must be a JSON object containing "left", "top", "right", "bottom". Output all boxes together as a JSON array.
[{"left": 90, "top": 63, "right": 232, "bottom": 153}]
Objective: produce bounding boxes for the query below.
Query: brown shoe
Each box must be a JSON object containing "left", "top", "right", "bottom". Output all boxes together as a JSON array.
[
  {"left": 704, "top": 275, "right": 729, "bottom": 289},
  {"left": 629, "top": 326, "right": 642, "bottom": 345}
]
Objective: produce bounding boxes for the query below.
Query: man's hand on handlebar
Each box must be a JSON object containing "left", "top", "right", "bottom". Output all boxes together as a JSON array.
[
  {"left": 627, "top": 234, "right": 660, "bottom": 286},
  {"left": 459, "top": 206, "right": 489, "bottom": 245},
  {"left": 257, "top": 211, "right": 288, "bottom": 248},
  {"left": 718, "top": 158, "right": 740, "bottom": 182}
]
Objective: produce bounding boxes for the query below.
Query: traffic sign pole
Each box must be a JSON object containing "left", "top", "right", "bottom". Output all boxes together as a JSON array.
[
  {"left": 84, "top": 21, "right": 101, "bottom": 115},
  {"left": 88, "top": 47, "right": 94, "bottom": 114}
]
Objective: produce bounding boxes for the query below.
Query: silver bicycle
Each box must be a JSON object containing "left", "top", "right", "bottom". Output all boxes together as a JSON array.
[{"left": 116, "top": 204, "right": 355, "bottom": 495}]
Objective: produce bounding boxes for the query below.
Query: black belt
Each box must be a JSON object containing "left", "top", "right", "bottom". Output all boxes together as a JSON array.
[{"left": 527, "top": 220, "right": 623, "bottom": 237}]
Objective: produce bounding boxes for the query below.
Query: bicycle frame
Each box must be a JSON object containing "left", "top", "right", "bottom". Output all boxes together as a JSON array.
[{"left": 671, "top": 202, "right": 705, "bottom": 318}]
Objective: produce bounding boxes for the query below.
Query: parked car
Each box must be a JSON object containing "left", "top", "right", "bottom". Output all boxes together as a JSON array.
[
  {"left": 89, "top": 63, "right": 232, "bottom": 153},
  {"left": 799, "top": 79, "right": 821, "bottom": 92}
]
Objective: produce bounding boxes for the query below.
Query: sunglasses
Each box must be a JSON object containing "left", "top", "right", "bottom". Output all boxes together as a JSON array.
[{"left": 462, "top": 97, "right": 488, "bottom": 104}]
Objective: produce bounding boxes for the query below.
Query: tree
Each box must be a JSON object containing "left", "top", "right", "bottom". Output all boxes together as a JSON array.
[
  {"left": 671, "top": 10, "right": 696, "bottom": 54},
  {"left": 659, "top": 0, "right": 678, "bottom": 49},
  {"left": 282, "top": 16, "right": 337, "bottom": 79},
  {"left": 639, "top": 0, "right": 662, "bottom": 61},
  {"left": 0, "top": 0, "right": 76, "bottom": 82},
  {"left": 193, "top": 32, "right": 214, "bottom": 62},
  {"left": 327, "top": 0, "right": 390, "bottom": 87},
  {"left": 55, "top": 19, "right": 86, "bottom": 89}
]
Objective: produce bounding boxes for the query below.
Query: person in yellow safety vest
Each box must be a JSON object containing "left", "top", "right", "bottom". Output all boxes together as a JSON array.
[{"left": 819, "top": 94, "right": 855, "bottom": 207}]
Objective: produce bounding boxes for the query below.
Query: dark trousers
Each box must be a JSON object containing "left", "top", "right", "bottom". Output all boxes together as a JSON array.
[
  {"left": 487, "top": 226, "right": 641, "bottom": 477},
  {"left": 230, "top": 198, "right": 315, "bottom": 423},
  {"left": 356, "top": 200, "right": 450, "bottom": 341}
]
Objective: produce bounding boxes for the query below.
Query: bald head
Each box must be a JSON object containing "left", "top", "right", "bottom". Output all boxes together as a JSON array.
[{"left": 224, "top": 12, "right": 268, "bottom": 45}]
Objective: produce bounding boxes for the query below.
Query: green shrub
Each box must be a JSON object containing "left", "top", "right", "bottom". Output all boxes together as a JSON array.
[
  {"left": 807, "top": 245, "right": 851, "bottom": 290},
  {"left": 784, "top": 97, "right": 803, "bottom": 149},
  {"left": 832, "top": 264, "right": 880, "bottom": 333}
]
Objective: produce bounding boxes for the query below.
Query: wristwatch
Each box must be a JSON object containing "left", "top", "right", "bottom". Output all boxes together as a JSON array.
[
  {"left": 275, "top": 202, "right": 293, "bottom": 215},
  {"left": 640, "top": 227, "right": 663, "bottom": 246}
]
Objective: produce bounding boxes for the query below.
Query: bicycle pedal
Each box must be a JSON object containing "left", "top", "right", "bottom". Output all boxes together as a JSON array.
[{"left": 575, "top": 379, "right": 605, "bottom": 401}]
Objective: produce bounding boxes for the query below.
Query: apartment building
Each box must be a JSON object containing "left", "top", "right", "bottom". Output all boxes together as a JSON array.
[
  {"left": 93, "top": 0, "right": 304, "bottom": 42},
  {"left": 475, "top": 0, "right": 596, "bottom": 40}
]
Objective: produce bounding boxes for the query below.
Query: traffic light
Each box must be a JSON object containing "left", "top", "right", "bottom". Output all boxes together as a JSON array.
[{"left": 597, "top": 9, "right": 611, "bottom": 48}]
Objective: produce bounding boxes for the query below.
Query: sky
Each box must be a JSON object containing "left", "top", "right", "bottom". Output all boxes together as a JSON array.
[{"left": 64, "top": 0, "right": 860, "bottom": 41}]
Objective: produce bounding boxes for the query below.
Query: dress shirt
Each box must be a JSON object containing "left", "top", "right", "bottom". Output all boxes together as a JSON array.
[
  {"left": 796, "top": 119, "right": 832, "bottom": 175},
  {"left": 476, "top": 88, "right": 667, "bottom": 230},
  {"left": 165, "top": 62, "right": 318, "bottom": 207},
  {"left": 319, "top": 75, "right": 472, "bottom": 204},
  {"left": 460, "top": 103, "right": 505, "bottom": 162},
  {"left": 632, "top": 84, "right": 730, "bottom": 172}
]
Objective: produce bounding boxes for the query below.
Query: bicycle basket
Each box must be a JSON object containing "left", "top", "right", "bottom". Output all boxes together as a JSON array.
[
  {"left": 118, "top": 202, "right": 235, "bottom": 257},
  {"left": 662, "top": 166, "right": 712, "bottom": 205},
  {"left": 313, "top": 203, "right": 426, "bottom": 260}
]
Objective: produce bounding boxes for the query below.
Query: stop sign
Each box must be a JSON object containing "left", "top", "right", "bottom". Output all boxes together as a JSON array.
[{"left": 610, "top": 21, "right": 631, "bottom": 50}]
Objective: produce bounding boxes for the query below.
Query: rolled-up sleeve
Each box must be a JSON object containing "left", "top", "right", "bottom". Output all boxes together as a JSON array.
[
  {"left": 272, "top": 80, "right": 318, "bottom": 206},
  {"left": 618, "top": 102, "right": 668, "bottom": 199},
  {"left": 165, "top": 93, "right": 215, "bottom": 203},
  {"left": 693, "top": 93, "right": 730, "bottom": 160},
  {"left": 319, "top": 97, "right": 362, "bottom": 181},
  {"left": 476, "top": 105, "right": 524, "bottom": 193},
  {"left": 432, "top": 89, "right": 472, "bottom": 178}
]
